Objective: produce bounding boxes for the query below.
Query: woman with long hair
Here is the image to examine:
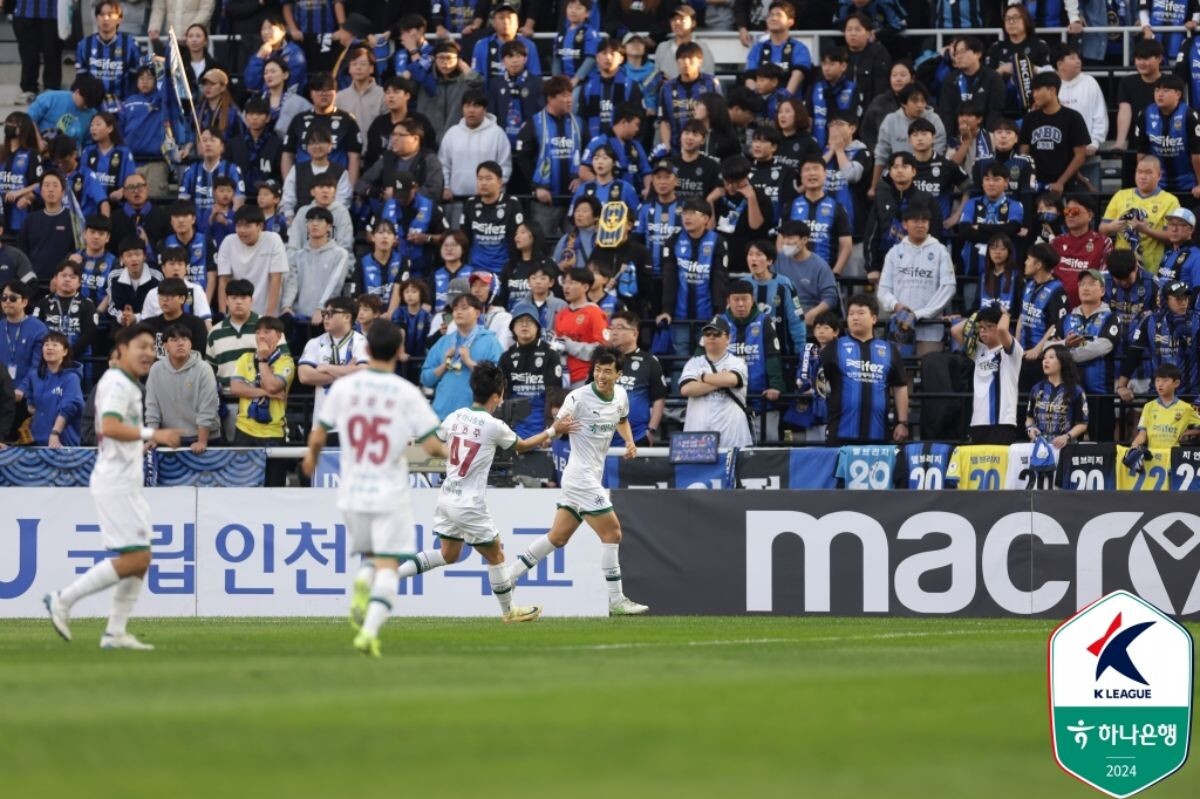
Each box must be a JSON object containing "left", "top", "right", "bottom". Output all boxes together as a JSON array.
[
  {"left": 431, "top": 230, "right": 475, "bottom": 313},
  {"left": 184, "top": 24, "right": 225, "bottom": 96},
  {"left": 694, "top": 93, "right": 741, "bottom": 161},
  {"left": 554, "top": 197, "right": 600, "bottom": 273},
  {"left": 1025, "top": 343, "right": 1089, "bottom": 447},
  {"left": 259, "top": 56, "right": 312, "bottom": 136},
  {"left": 859, "top": 60, "right": 913, "bottom": 152},
  {"left": 499, "top": 220, "right": 558, "bottom": 310},
  {"left": 81, "top": 112, "right": 136, "bottom": 203},
  {"left": 392, "top": 276, "right": 433, "bottom": 382},
  {"left": 978, "top": 234, "right": 1024, "bottom": 319},
  {"left": 198, "top": 68, "right": 242, "bottom": 139},
  {"left": 0, "top": 112, "right": 44, "bottom": 231},
  {"left": 986, "top": 5, "right": 1051, "bottom": 118},
  {"left": 774, "top": 97, "right": 820, "bottom": 172},
  {"left": 14, "top": 332, "right": 84, "bottom": 447}
]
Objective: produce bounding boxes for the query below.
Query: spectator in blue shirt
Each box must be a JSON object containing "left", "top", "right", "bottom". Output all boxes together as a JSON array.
[
  {"left": 245, "top": 15, "right": 309, "bottom": 94},
  {"left": 421, "top": 292, "right": 504, "bottom": 418},
  {"left": 0, "top": 280, "right": 49, "bottom": 388},
  {"left": 471, "top": 3, "right": 541, "bottom": 92},
  {"left": 28, "top": 75, "right": 106, "bottom": 145},
  {"left": 15, "top": 331, "right": 84, "bottom": 447}
]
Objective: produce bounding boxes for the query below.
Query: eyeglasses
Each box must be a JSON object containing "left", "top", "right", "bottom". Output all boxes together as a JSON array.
[
  {"left": 1, "top": 294, "right": 21, "bottom": 301},
  {"left": 702, "top": 330, "right": 725, "bottom": 338},
  {"left": 125, "top": 182, "right": 147, "bottom": 190},
  {"left": 323, "top": 308, "right": 350, "bottom": 316}
]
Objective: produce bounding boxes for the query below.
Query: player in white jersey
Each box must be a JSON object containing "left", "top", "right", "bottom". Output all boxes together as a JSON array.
[
  {"left": 391, "top": 362, "right": 578, "bottom": 622},
  {"left": 301, "top": 320, "right": 447, "bottom": 658},
  {"left": 508, "top": 348, "right": 650, "bottom": 615},
  {"left": 44, "top": 324, "right": 182, "bottom": 649}
]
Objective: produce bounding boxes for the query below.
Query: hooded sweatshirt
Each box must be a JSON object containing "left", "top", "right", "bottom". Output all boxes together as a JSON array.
[
  {"left": 878, "top": 235, "right": 957, "bottom": 335},
  {"left": 438, "top": 113, "right": 513, "bottom": 198},
  {"left": 19, "top": 361, "right": 84, "bottom": 446},
  {"left": 145, "top": 350, "right": 220, "bottom": 438},
  {"left": 282, "top": 240, "right": 353, "bottom": 320},
  {"left": 874, "top": 107, "right": 948, "bottom": 164}
]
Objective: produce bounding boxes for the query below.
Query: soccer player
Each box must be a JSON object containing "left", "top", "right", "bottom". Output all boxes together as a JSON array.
[
  {"left": 390, "top": 362, "right": 577, "bottom": 623},
  {"left": 300, "top": 320, "right": 447, "bottom": 658},
  {"left": 508, "top": 348, "right": 649, "bottom": 616},
  {"left": 44, "top": 324, "right": 182, "bottom": 649}
]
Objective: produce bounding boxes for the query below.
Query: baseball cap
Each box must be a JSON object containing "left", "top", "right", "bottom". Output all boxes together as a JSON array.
[
  {"left": 468, "top": 272, "right": 495, "bottom": 287},
  {"left": 651, "top": 159, "right": 677, "bottom": 175},
  {"left": 673, "top": 5, "right": 696, "bottom": 18},
  {"left": 1166, "top": 207, "right": 1197, "bottom": 227},
  {"left": 701, "top": 316, "right": 731, "bottom": 336},
  {"left": 682, "top": 198, "right": 712, "bottom": 216},
  {"left": 202, "top": 68, "right": 229, "bottom": 86},
  {"left": 492, "top": 2, "right": 518, "bottom": 14},
  {"left": 444, "top": 277, "right": 472, "bottom": 306},
  {"left": 1163, "top": 280, "right": 1192, "bottom": 298},
  {"left": 622, "top": 32, "right": 648, "bottom": 46},
  {"left": 256, "top": 179, "right": 282, "bottom": 196},
  {"left": 509, "top": 301, "right": 541, "bottom": 331},
  {"left": 1079, "top": 268, "right": 1105, "bottom": 283}
]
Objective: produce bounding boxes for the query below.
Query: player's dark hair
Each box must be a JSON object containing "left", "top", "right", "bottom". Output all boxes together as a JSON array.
[
  {"left": 846, "top": 292, "right": 879, "bottom": 317},
  {"left": 499, "top": 39, "right": 527, "bottom": 58},
  {"left": 113, "top": 322, "right": 154, "bottom": 348},
  {"left": 813, "top": 310, "right": 841, "bottom": 331},
  {"left": 163, "top": 322, "right": 194, "bottom": 341},
  {"left": 55, "top": 259, "right": 82, "bottom": 278},
  {"left": 225, "top": 278, "right": 255, "bottom": 298},
  {"left": 470, "top": 360, "right": 507, "bottom": 403},
  {"left": 256, "top": 315, "right": 285, "bottom": 334},
  {"left": 564, "top": 267, "right": 595, "bottom": 286},
  {"left": 976, "top": 304, "right": 1004, "bottom": 326},
  {"left": 1027, "top": 242, "right": 1060, "bottom": 271},
  {"left": 1156, "top": 362, "right": 1183, "bottom": 381},
  {"left": 1044, "top": 343, "right": 1081, "bottom": 392},
  {"left": 365, "top": 318, "right": 403, "bottom": 361},
  {"left": 592, "top": 346, "right": 622, "bottom": 371},
  {"left": 118, "top": 236, "right": 145, "bottom": 255},
  {"left": 1106, "top": 249, "right": 1136, "bottom": 279},
  {"left": 158, "top": 277, "right": 189, "bottom": 297}
]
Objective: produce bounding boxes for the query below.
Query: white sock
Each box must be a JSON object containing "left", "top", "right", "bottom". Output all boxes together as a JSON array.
[
  {"left": 361, "top": 569, "right": 399, "bottom": 637},
  {"left": 353, "top": 562, "right": 375, "bottom": 587},
  {"left": 397, "top": 549, "right": 448, "bottom": 580},
  {"left": 601, "top": 543, "right": 623, "bottom": 603},
  {"left": 489, "top": 562, "right": 514, "bottom": 615},
  {"left": 59, "top": 559, "right": 120, "bottom": 608},
  {"left": 509, "top": 535, "right": 557, "bottom": 581},
  {"left": 105, "top": 576, "right": 144, "bottom": 636}
]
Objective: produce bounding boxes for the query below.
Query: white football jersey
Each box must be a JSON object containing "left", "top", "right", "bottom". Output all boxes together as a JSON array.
[
  {"left": 316, "top": 369, "right": 440, "bottom": 513},
  {"left": 438, "top": 405, "right": 519, "bottom": 508},
  {"left": 300, "top": 330, "right": 369, "bottom": 424},
  {"left": 91, "top": 368, "right": 146, "bottom": 493},
  {"left": 971, "top": 340, "right": 1023, "bottom": 428},
  {"left": 557, "top": 383, "right": 629, "bottom": 487}
]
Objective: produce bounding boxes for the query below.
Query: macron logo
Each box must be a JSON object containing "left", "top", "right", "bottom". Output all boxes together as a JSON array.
[{"left": 1089, "top": 612, "right": 1155, "bottom": 687}]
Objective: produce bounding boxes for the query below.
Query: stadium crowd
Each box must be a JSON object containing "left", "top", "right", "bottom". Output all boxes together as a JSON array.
[{"left": 2, "top": 0, "right": 1200, "bottom": 481}]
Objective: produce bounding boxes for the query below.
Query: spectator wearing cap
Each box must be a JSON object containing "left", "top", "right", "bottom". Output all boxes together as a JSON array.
[
  {"left": 422, "top": 291, "right": 504, "bottom": 419},
  {"left": 1100, "top": 156, "right": 1179, "bottom": 275},
  {"left": 439, "top": 91, "right": 513, "bottom": 205},
  {"left": 1134, "top": 75, "right": 1200, "bottom": 197},
  {"left": 471, "top": 3, "right": 542, "bottom": 93},
  {"left": 245, "top": 15, "right": 309, "bottom": 95},
  {"left": 500, "top": 301, "right": 565, "bottom": 437},
  {"left": 424, "top": 41, "right": 485, "bottom": 138},
  {"left": 1060, "top": 268, "right": 1120, "bottom": 441},
  {"left": 469, "top": 272, "right": 513, "bottom": 350},
  {"left": 143, "top": 247, "right": 212, "bottom": 336},
  {"left": 878, "top": 205, "right": 956, "bottom": 358},
  {"left": 282, "top": 205, "right": 353, "bottom": 331},
  {"left": 298, "top": 295, "right": 369, "bottom": 426},
  {"left": 110, "top": 172, "right": 171, "bottom": 266},
  {"left": 632, "top": 160, "right": 683, "bottom": 288},
  {"left": 179, "top": 126, "right": 247, "bottom": 238},
  {"left": 577, "top": 39, "right": 645, "bottom": 143},
  {"left": 714, "top": 155, "right": 774, "bottom": 276},
  {"left": 197, "top": 68, "right": 242, "bottom": 139},
  {"left": 34, "top": 260, "right": 98, "bottom": 364},
  {"left": 287, "top": 171, "right": 354, "bottom": 255},
  {"left": 0, "top": 280, "right": 49, "bottom": 390},
  {"left": 281, "top": 72, "right": 365, "bottom": 187},
  {"left": 28, "top": 74, "right": 105, "bottom": 145},
  {"left": 679, "top": 315, "right": 753, "bottom": 449},
  {"left": 1051, "top": 195, "right": 1112, "bottom": 308},
  {"left": 215, "top": 205, "right": 289, "bottom": 317},
  {"left": 552, "top": 266, "right": 610, "bottom": 388},
  {"left": 721, "top": 278, "right": 785, "bottom": 440},
  {"left": 230, "top": 315, "right": 294, "bottom": 485},
  {"left": 281, "top": 125, "right": 351, "bottom": 223},
  {"left": 18, "top": 173, "right": 76, "bottom": 282},
  {"left": 775, "top": 221, "right": 839, "bottom": 326},
  {"left": 229, "top": 97, "right": 285, "bottom": 198},
  {"left": 356, "top": 116, "right": 444, "bottom": 206},
  {"left": 662, "top": 197, "right": 729, "bottom": 359},
  {"left": 1018, "top": 71, "right": 1092, "bottom": 195},
  {"left": 654, "top": 6, "right": 716, "bottom": 81},
  {"left": 107, "top": 237, "right": 163, "bottom": 327},
  {"left": 142, "top": 277, "right": 209, "bottom": 358},
  {"left": 514, "top": 76, "right": 584, "bottom": 239},
  {"left": 1158, "top": 207, "right": 1200, "bottom": 291},
  {"left": 207, "top": 278, "right": 260, "bottom": 441},
  {"left": 1120, "top": 279, "right": 1200, "bottom": 402},
  {"left": 145, "top": 322, "right": 221, "bottom": 452}
]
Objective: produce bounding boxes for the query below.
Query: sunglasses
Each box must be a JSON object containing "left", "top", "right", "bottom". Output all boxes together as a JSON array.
[
  {"left": 323, "top": 308, "right": 350, "bottom": 316},
  {"left": 1, "top": 294, "right": 22, "bottom": 301}
]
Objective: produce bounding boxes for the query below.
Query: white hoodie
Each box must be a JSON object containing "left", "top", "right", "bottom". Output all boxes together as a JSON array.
[
  {"left": 439, "top": 113, "right": 513, "bottom": 198},
  {"left": 1058, "top": 72, "right": 1108, "bottom": 151},
  {"left": 878, "top": 234, "right": 957, "bottom": 328}
]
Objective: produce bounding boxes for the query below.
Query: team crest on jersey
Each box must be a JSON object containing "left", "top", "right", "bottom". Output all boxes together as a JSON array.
[
  {"left": 332, "top": 118, "right": 340, "bottom": 130},
  {"left": 751, "top": 323, "right": 760, "bottom": 336},
  {"left": 576, "top": 313, "right": 585, "bottom": 323},
  {"left": 1174, "top": 116, "right": 1183, "bottom": 131},
  {"left": 630, "top": 358, "right": 640, "bottom": 371},
  {"left": 535, "top": 355, "right": 543, "bottom": 367},
  {"left": 771, "top": 169, "right": 779, "bottom": 181},
  {"left": 497, "top": 207, "right": 505, "bottom": 218},
  {"left": 1176, "top": 412, "right": 1184, "bottom": 422},
  {"left": 521, "top": 87, "right": 529, "bottom": 97},
  {"left": 1086, "top": 240, "right": 1094, "bottom": 252},
  {"left": 931, "top": 165, "right": 941, "bottom": 177}
]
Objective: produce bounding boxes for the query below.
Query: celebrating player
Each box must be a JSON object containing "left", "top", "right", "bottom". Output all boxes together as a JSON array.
[
  {"left": 391, "top": 362, "right": 579, "bottom": 622},
  {"left": 508, "top": 347, "right": 649, "bottom": 616},
  {"left": 44, "top": 325, "right": 183, "bottom": 649},
  {"left": 300, "top": 320, "right": 447, "bottom": 658}
]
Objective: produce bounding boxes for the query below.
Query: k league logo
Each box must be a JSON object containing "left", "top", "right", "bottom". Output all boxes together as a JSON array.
[{"left": 1049, "top": 591, "right": 1193, "bottom": 798}]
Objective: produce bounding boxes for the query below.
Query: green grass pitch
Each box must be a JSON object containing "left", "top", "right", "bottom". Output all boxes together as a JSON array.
[{"left": 1, "top": 616, "right": 1196, "bottom": 799}]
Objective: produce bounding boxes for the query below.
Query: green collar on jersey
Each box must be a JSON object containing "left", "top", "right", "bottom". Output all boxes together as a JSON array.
[
  {"left": 116, "top": 367, "right": 139, "bottom": 385},
  {"left": 367, "top": 367, "right": 391, "bottom": 374},
  {"left": 591, "top": 384, "right": 614, "bottom": 403},
  {"left": 469, "top": 403, "right": 490, "bottom": 413}
]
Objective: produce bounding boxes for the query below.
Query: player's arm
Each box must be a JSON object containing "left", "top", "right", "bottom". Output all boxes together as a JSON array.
[
  {"left": 418, "top": 428, "right": 448, "bottom": 458},
  {"left": 514, "top": 414, "right": 579, "bottom": 453},
  {"left": 300, "top": 423, "right": 328, "bottom": 477},
  {"left": 100, "top": 411, "right": 180, "bottom": 447},
  {"left": 617, "top": 417, "right": 636, "bottom": 459}
]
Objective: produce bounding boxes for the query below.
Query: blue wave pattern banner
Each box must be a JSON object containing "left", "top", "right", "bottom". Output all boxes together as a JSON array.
[
  {"left": 0, "top": 448, "right": 97, "bottom": 486},
  {"left": 153, "top": 450, "right": 268, "bottom": 487}
]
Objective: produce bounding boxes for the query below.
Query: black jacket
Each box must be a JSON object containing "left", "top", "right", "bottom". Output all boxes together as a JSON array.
[{"left": 862, "top": 183, "right": 940, "bottom": 271}]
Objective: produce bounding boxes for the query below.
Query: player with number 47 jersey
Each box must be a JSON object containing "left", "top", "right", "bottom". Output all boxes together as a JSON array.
[
  {"left": 302, "top": 320, "right": 447, "bottom": 658},
  {"left": 389, "top": 362, "right": 579, "bottom": 623}
]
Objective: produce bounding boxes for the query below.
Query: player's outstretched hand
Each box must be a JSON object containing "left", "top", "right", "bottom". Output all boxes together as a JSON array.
[
  {"left": 624, "top": 442, "right": 637, "bottom": 460},
  {"left": 552, "top": 414, "right": 582, "bottom": 436},
  {"left": 300, "top": 452, "right": 317, "bottom": 478},
  {"left": 154, "top": 429, "right": 182, "bottom": 448}
]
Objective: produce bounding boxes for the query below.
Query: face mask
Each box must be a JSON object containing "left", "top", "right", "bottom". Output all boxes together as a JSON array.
[
  {"left": 1039, "top": 212, "right": 1059, "bottom": 224},
  {"left": 4, "top": 126, "right": 17, "bottom": 140},
  {"left": 781, "top": 244, "right": 799, "bottom": 257}
]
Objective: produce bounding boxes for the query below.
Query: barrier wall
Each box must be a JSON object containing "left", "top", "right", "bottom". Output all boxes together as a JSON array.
[{"left": 0, "top": 489, "right": 607, "bottom": 618}]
